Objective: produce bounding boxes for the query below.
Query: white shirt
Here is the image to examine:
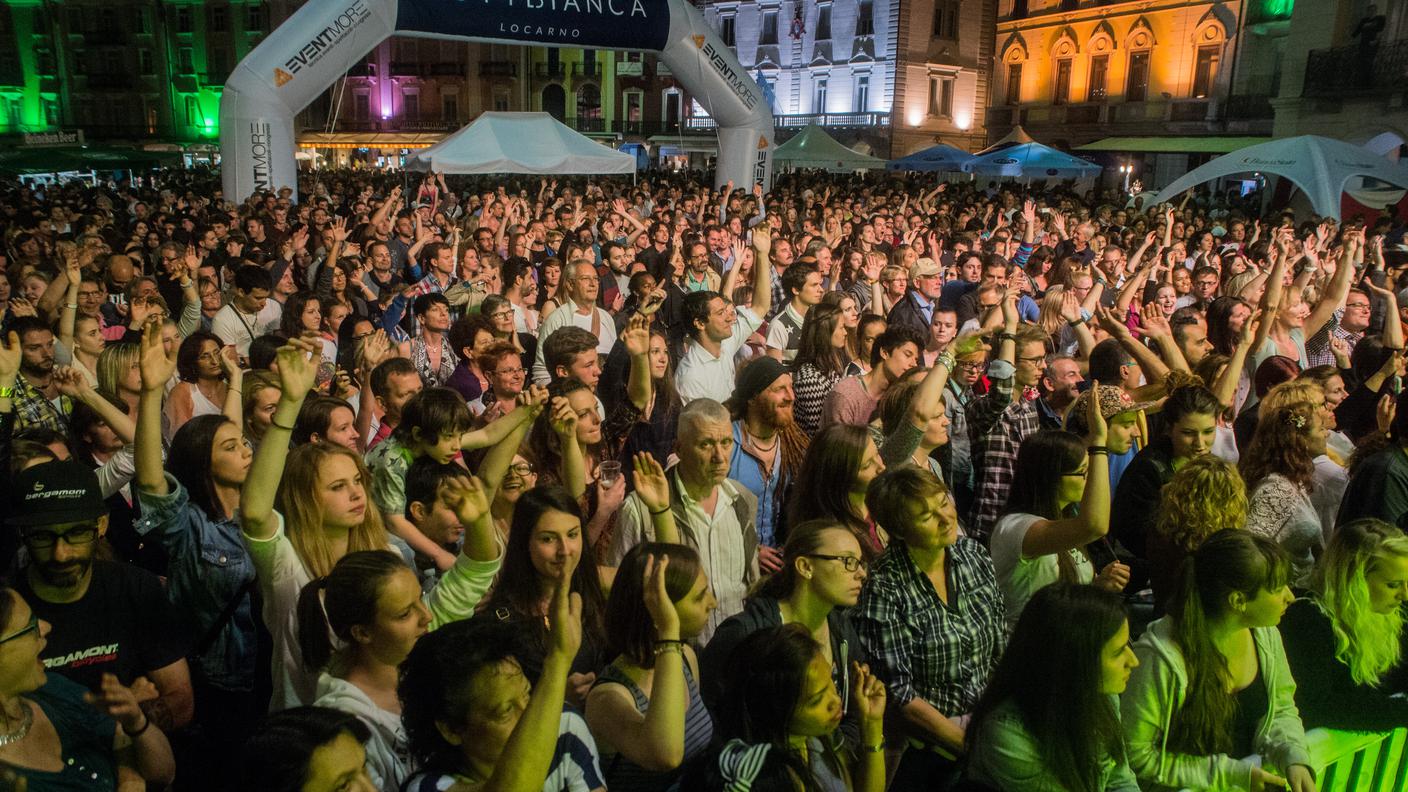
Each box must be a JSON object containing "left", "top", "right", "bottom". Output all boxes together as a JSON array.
[
  {"left": 531, "top": 298, "right": 617, "bottom": 385},
  {"left": 609, "top": 479, "right": 755, "bottom": 644},
  {"left": 989, "top": 512, "right": 1094, "bottom": 634},
  {"left": 675, "top": 306, "right": 763, "bottom": 404},
  {"left": 211, "top": 300, "right": 283, "bottom": 356}
]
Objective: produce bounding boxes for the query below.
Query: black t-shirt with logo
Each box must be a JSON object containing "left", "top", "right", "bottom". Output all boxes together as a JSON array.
[{"left": 17, "top": 560, "right": 189, "bottom": 691}]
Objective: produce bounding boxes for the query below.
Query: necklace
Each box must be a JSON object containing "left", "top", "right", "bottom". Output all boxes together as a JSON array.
[
  {"left": 744, "top": 428, "right": 779, "bottom": 453},
  {"left": 0, "top": 701, "right": 33, "bottom": 747}
]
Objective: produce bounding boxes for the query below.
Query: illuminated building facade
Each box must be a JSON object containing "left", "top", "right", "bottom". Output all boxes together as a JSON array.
[
  {"left": 0, "top": 0, "right": 268, "bottom": 147},
  {"left": 990, "top": 0, "right": 1288, "bottom": 188},
  {"left": 694, "top": 0, "right": 996, "bottom": 156}
]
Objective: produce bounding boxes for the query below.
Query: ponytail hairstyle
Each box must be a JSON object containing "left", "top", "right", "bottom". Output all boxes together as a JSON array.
[
  {"left": 1311, "top": 519, "right": 1408, "bottom": 686},
  {"left": 969, "top": 584, "right": 1128, "bottom": 792},
  {"left": 712, "top": 624, "right": 836, "bottom": 789},
  {"left": 1166, "top": 530, "right": 1291, "bottom": 755},
  {"left": 753, "top": 519, "right": 855, "bottom": 601},
  {"left": 1003, "top": 430, "right": 1088, "bottom": 582},
  {"left": 296, "top": 550, "right": 409, "bottom": 672}
]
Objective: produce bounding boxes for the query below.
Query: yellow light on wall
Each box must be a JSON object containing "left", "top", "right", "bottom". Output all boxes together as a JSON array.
[
  {"left": 907, "top": 107, "right": 923, "bottom": 127},
  {"left": 955, "top": 110, "right": 972, "bottom": 130}
]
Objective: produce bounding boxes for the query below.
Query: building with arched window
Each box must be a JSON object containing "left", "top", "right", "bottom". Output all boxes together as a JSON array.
[{"left": 989, "top": 0, "right": 1288, "bottom": 190}]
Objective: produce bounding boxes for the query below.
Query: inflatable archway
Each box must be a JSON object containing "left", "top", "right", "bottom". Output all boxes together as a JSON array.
[{"left": 219, "top": 0, "right": 774, "bottom": 200}]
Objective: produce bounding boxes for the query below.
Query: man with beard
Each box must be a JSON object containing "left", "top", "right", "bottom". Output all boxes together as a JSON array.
[
  {"left": 608, "top": 398, "right": 758, "bottom": 642},
  {"left": 9, "top": 460, "right": 194, "bottom": 733},
  {"left": 726, "top": 357, "right": 810, "bottom": 574},
  {"left": 7, "top": 316, "right": 71, "bottom": 432}
]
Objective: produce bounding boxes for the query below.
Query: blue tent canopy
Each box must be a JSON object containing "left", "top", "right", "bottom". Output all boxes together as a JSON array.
[
  {"left": 886, "top": 143, "right": 974, "bottom": 173},
  {"left": 962, "top": 142, "right": 1102, "bottom": 180}
]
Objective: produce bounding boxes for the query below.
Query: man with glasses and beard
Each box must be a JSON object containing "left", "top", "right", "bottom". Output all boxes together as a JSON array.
[{"left": 9, "top": 460, "right": 194, "bottom": 734}]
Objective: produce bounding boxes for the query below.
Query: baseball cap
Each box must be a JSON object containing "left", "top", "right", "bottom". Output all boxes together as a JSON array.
[
  {"left": 7, "top": 460, "right": 107, "bottom": 528},
  {"left": 909, "top": 258, "right": 941, "bottom": 281},
  {"left": 1065, "top": 386, "right": 1157, "bottom": 435}
]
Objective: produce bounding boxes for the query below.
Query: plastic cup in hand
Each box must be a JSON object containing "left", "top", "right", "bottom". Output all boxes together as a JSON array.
[{"left": 599, "top": 461, "right": 622, "bottom": 490}]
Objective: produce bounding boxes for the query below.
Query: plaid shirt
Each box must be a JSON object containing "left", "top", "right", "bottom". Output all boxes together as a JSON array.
[
  {"left": 11, "top": 374, "right": 71, "bottom": 433},
  {"left": 966, "top": 360, "right": 1062, "bottom": 541},
  {"left": 854, "top": 537, "right": 1006, "bottom": 719},
  {"left": 1304, "top": 309, "right": 1362, "bottom": 369}
]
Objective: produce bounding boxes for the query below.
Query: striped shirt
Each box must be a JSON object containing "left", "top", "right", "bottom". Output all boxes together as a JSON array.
[{"left": 407, "top": 709, "right": 606, "bottom": 792}]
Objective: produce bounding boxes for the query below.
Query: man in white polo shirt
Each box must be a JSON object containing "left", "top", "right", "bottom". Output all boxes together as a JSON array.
[
  {"left": 531, "top": 258, "right": 617, "bottom": 385},
  {"left": 675, "top": 230, "right": 774, "bottom": 404}
]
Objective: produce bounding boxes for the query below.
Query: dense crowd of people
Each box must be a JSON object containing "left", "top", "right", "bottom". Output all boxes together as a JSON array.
[{"left": 0, "top": 165, "right": 1405, "bottom": 792}]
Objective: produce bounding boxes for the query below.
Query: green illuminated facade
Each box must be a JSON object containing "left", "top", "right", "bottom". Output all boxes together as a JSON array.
[{"left": 0, "top": 0, "right": 269, "bottom": 144}]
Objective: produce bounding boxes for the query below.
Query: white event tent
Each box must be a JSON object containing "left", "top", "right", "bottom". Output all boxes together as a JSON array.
[
  {"left": 406, "top": 112, "right": 635, "bottom": 175},
  {"left": 1151, "top": 135, "right": 1408, "bottom": 220}
]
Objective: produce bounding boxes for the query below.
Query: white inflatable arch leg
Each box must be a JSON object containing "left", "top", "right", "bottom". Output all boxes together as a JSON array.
[{"left": 220, "top": 0, "right": 773, "bottom": 201}]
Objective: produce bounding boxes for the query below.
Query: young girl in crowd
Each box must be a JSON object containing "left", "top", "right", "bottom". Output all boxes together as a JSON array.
[
  {"left": 991, "top": 391, "right": 1126, "bottom": 630},
  {"left": 298, "top": 470, "right": 502, "bottom": 791},
  {"left": 693, "top": 624, "right": 888, "bottom": 792},
  {"left": 478, "top": 485, "right": 611, "bottom": 705},
  {"left": 702, "top": 519, "right": 871, "bottom": 744},
  {"left": 585, "top": 543, "right": 715, "bottom": 790},
  {"left": 1240, "top": 400, "right": 1327, "bottom": 585},
  {"left": 967, "top": 584, "right": 1141, "bottom": 792},
  {"left": 240, "top": 336, "right": 399, "bottom": 709},
  {"left": 791, "top": 303, "right": 850, "bottom": 435},
  {"left": 1121, "top": 530, "right": 1313, "bottom": 792},
  {"left": 529, "top": 378, "right": 624, "bottom": 556},
  {"left": 1281, "top": 518, "right": 1408, "bottom": 731},
  {"left": 1147, "top": 455, "right": 1247, "bottom": 612},
  {"left": 240, "top": 369, "right": 281, "bottom": 450},
  {"left": 133, "top": 319, "right": 261, "bottom": 771}
]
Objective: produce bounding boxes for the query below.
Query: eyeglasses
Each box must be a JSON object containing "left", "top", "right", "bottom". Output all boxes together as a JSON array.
[
  {"left": 23, "top": 523, "right": 99, "bottom": 549},
  {"left": 1017, "top": 354, "right": 1047, "bottom": 365},
  {"left": 807, "top": 554, "right": 867, "bottom": 573},
  {"left": 489, "top": 310, "right": 514, "bottom": 320},
  {"left": 957, "top": 360, "right": 987, "bottom": 372},
  {"left": 1346, "top": 302, "right": 1371, "bottom": 311},
  {"left": 495, "top": 367, "right": 526, "bottom": 377},
  {"left": 507, "top": 462, "right": 536, "bottom": 477},
  {"left": 0, "top": 614, "right": 39, "bottom": 646}
]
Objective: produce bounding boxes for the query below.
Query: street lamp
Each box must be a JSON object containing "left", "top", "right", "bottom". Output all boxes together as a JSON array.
[{"left": 1119, "top": 163, "right": 1133, "bottom": 193}]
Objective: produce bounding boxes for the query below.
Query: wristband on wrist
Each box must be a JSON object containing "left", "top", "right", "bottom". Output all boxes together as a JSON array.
[
  {"left": 863, "top": 742, "right": 885, "bottom": 754},
  {"left": 1067, "top": 316, "right": 1086, "bottom": 327},
  {"left": 935, "top": 353, "right": 956, "bottom": 371},
  {"left": 998, "top": 332, "right": 1018, "bottom": 342},
  {"left": 124, "top": 716, "right": 151, "bottom": 738},
  {"left": 1087, "top": 446, "right": 1109, "bottom": 456},
  {"left": 649, "top": 506, "right": 670, "bottom": 516},
  {"left": 270, "top": 418, "right": 295, "bottom": 431},
  {"left": 0, "top": 386, "right": 14, "bottom": 399},
  {"left": 65, "top": 303, "right": 78, "bottom": 309}
]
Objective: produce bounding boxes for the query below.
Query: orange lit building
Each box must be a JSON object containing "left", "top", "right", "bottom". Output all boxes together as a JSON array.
[{"left": 989, "top": 0, "right": 1290, "bottom": 189}]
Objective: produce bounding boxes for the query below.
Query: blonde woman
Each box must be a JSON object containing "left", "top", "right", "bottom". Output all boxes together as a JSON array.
[
  {"left": 240, "top": 336, "right": 395, "bottom": 709},
  {"left": 1147, "top": 455, "right": 1247, "bottom": 613},
  {"left": 1281, "top": 519, "right": 1408, "bottom": 731}
]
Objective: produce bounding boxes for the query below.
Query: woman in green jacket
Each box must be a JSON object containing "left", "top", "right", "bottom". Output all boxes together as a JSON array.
[{"left": 1120, "top": 530, "right": 1314, "bottom": 792}]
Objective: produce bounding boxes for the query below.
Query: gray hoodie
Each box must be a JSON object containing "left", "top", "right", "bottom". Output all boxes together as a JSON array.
[{"left": 1119, "top": 617, "right": 1311, "bottom": 791}]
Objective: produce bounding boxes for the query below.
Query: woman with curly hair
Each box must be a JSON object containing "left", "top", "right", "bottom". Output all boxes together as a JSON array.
[
  {"left": 1281, "top": 519, "right": 1408, "bottom": 731},
  {"left": 1147, "top": 456, "right": 1247, "bottom": 613},
  {"left": 1241, "top": 399, "right": 1327, "bottom": 585}
]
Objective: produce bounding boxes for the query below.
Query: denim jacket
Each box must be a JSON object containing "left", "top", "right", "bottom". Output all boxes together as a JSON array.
[{"left": 135, "top": 474, "right": 258, "bottom": 692}]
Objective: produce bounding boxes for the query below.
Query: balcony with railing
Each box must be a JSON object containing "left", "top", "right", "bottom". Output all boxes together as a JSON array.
[
  {"left": 533, "top": 62, "right": 566, "bottom": 80},
  {"left": 1304, "top": 39, "right": 1408, "bottom": 97},
  {"left": 429, "top": 62, "right": 465, "bottom": 77},
  {"left": 685, "top": 111, "right": 890, "bottom": 131},
  {"left": 480, "top": 61, "right": 517, "bottom": 78}
]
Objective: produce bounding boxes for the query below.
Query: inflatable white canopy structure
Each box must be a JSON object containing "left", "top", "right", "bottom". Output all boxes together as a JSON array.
[
  {"left": 405, "top": 112, "right": 634, "bottom": 174},
  {"left": 220, "top": 0, "right": 773, "bottom": 200},
  {"left": 1152, "top": 135, "right": 1408, "bottom": 220}
]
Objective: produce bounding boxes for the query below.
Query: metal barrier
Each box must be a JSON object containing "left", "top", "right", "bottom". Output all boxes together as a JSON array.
[{"left": 1308, "top": 728, "right": 1408, "bottom": 792}]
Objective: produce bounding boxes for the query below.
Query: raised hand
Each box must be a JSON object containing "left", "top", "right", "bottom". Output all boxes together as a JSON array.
[
  {"left": 642, "top": 554, "right": 681, "bottom": 639},
  {"left": 357, "top": 329, "right": 391, "bottom": 373},
  {"left": 850, "top": 662, "right": 887, "bottom": 726},
  {"left": 1237, "top": 308, "right": 1263, "bottom": 348},
  {"left": 275, "top": 335, "right": 321, "bottom": 398},
  {"left": 1096, "top": 306, "right": 1132, "bottom": 342},
  {"left": 1085, "top": 380, "right": 1109, "bottom": 448},
  {"left": 1059, "top": 290, "right": 1082, "bottom": 324},
  {"left": 751, "top": 226, "right": 771, "bottom": 256},
  {"left": 8, "top": 297, "right": 36, "bottom": 318},
  {"left": 1378, "top": 393, "right": 1398, "bottom": 434},
  {"left": 83, "top": 674, "right": 151, "bottom": 735},
  {"left": 139, "top": 317, "right": 177, "bottom": 392},
  {"left": 439, "top": 474, "right": 491, "bottom": 526},
  {"left": 632, "top": 452, "right": 670, "bottom": 515},
  {"left": 622, "top": 313, "right": 651, "bottom": 357},
  {"left": 52, "top": 366, "right": 93, "bottom": 399},
  {"left": 548, "top": 396, "right": 578, "bottom": 438},
  {"left": 1139, "top": 302, "right": 1172, "bottom": 339},
  {"left": 547, "top": 553, "right": 583, "bottom": 661}
]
